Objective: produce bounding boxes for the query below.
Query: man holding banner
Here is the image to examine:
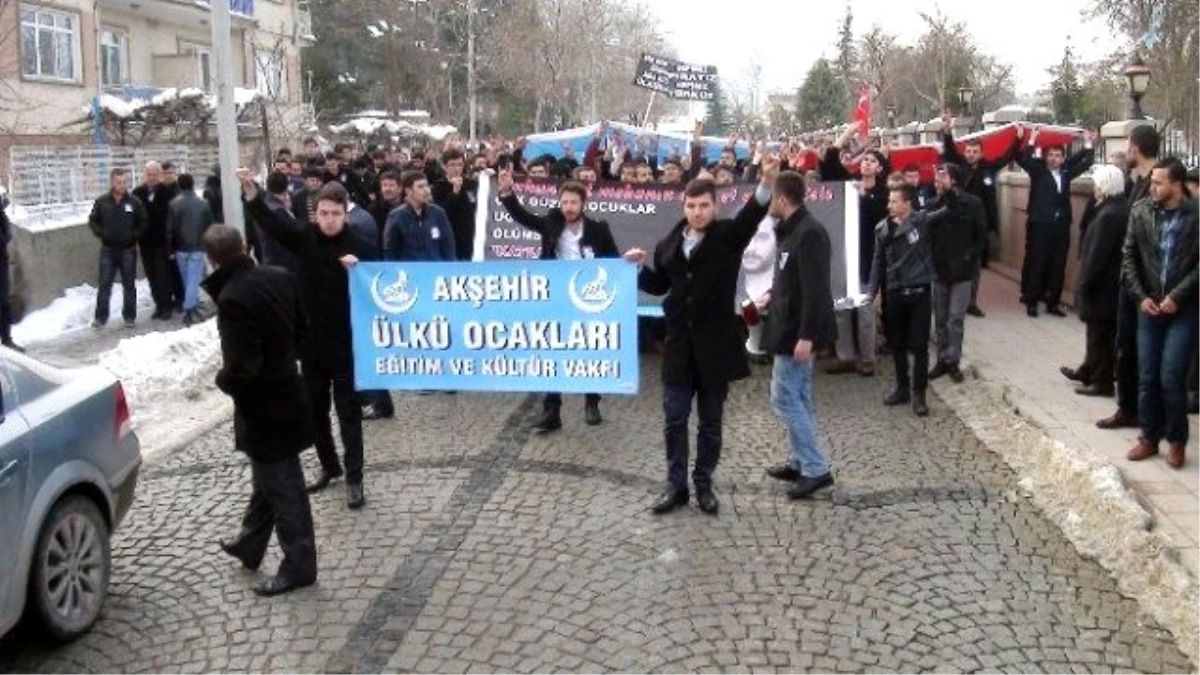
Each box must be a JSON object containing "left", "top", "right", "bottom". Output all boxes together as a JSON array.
[
  {"left": 496, "top": 173, "right": 621, "bottom": 431},
  {"left": 623, "top": 158, "right": 779, "bottom": 516}
]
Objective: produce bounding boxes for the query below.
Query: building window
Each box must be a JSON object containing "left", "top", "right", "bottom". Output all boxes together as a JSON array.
[
  {"left": 254, "top": 49, "right": 284, "bottom": 100},
  {"left": 181, "top": 42, "right": 212, "bottom": 92},
  {"left": 19, "top": 4, "right": 81, "bottom": 82},
  {"left": 100, "top": 27, "right": 129, "bottom": 87}
]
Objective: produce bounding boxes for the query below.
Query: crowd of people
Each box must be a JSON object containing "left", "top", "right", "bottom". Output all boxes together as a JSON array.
[{"left": 68, "top": 117, "right": 1197, "bottom": 596}]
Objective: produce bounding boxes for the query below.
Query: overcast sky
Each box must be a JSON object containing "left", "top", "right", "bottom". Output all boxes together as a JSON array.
[{"left": 648, "top": 0, "right": 1115, "bottom": 103}]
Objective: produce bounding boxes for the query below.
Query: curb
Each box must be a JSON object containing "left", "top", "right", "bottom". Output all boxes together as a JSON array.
[
  {"left": 140, "top": 398, "right": 234, "bottom": 469},
  {"left": 932, "top": 361, "right": 1199, "bottom": 667}
]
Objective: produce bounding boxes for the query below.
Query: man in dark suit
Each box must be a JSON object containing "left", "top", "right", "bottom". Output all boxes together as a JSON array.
[
  {"left": 133, "top": 161, "right": 180, "bottom": 320},
  {"left": 497, "top": 173, "right": 621, "bottom": 431},
  {"left": 241, "top": 173, "right": 377, "bottom": 510},
  {"left": 623, "top": 158, "right": 777, "bottom": 516},
  {"left": 202, "top": 224, "right": 317, "bottom": 597},
  {"left": 1016, "top": 127, "right": 1095, "bottom": 317},
  {"left": 757, "top": 170, "right": 838, "bottom": 500}
]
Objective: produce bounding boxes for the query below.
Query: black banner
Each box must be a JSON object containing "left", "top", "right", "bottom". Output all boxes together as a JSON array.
[
  {"left": 473, "top": 177, "right": 854, "bottom": 306},
  {"left": 633, "top": 53, "right": 718, "bottom": 101}
]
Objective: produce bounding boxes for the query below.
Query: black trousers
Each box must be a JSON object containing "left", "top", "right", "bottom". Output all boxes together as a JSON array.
[
  {"left": 1020, "top": 219, "right": 1070, "bottom": 308},
  {"left": 225, "top": 454, "right": 317, "bottom": 583},
  {"left": 0, "top": 253, "right": 12, "bottom": 344},
  {"left": 885, "top": 287, "right": 932, "bottom": 394},
  {"left": 139, "top": 244, "right": 173, "bottom": 312},
  {"left": 1082, "top": 319, "right": 1116, "bottom": 391},
  {"left": 359, "top": 390, "right": 395, "bottom": 416},
  {"left": 1116, "top": 290, "right": 1140, "bottom": 415},
  {"left": 663, "top": 380, "right": 728, "bottom": 493},
  {"left": 543, "top": 392, "right": 600, "bottom": 412},
  {"left": 303, "top": 360, "right": 365, "bottom": 485}
]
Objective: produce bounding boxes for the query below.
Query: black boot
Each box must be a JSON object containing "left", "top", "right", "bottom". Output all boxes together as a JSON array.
[
  {"left": 584, "top": 401, "right": 602, "bottom": 426},
  {"left": 531, "top": 409, "right": 562, "bottom": 433},
  {"left": 884, "top": 388, "right": 911, "bottom": 406},
  {"left": 913, "top": 391, "right": 929, "bottom": 417}
]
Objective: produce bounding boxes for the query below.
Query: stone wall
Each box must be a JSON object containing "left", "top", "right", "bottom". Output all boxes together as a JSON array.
[{"left": 12, "top": 220, "right": 136, "bottom": 312}]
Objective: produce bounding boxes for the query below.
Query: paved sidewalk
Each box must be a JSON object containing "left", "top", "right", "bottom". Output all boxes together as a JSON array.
[{"left": 961, "top": 266, "right": 1198, "bottom": 576}]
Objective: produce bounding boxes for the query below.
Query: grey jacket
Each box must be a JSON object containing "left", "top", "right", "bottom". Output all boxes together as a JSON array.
[
  {"left": 868, "top": 211, "right": 937, "bottom": 294},
  {"left": 167, "top": 191, "right": 215, "bottom": 253}
]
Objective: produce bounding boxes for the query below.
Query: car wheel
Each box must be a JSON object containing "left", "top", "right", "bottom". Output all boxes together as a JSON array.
[{"left": 27, "top": 495, "right": 111, "bottom": 643}]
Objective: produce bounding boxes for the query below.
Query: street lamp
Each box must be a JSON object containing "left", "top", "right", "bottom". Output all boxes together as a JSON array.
[
  {"left": 1124, "top": 53, "right": 1151, "bottom": 120},
  {"left": 957, "top": 86, "right": 974, "bottom": 114},
  {"left": 886, "top": 104, "right": 896, "bottom": 129}
]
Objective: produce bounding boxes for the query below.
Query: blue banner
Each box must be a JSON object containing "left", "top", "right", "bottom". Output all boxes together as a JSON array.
[{"left": 350, "top": 260, "right": 640, "bottom": 394}]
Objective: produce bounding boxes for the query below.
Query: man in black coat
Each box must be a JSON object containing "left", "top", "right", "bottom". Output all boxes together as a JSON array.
[
  {"left": 497, "top": 173, "right": 621, "bottom": 431},
  {"left": 89, "top": 168, "right": 148, "bottom": 328},
  {"left": 432, "top": 149, "right": 479, "bottom": 261},
  {"left": 927, "top": 164, "right": 988, "bottom": 383},
  {"left": 240, "top": 172, "right": 376, "bottom": 510},
  {"left": 623, "top": 159, "right": 776, "bottom": 516},
  {"left": 942, "top": 121, "right": 1023, "bottom": 317},
  {"left": 133, "top": 161, "right": 180, "bottom": 320},
  {"left": 1016, "top": 128, "right": 1095, "bottom": 317},
  {"left": 757, "top": 170, "right": 838, "bottom": 500},
  {"left": 0, "top": 191, "right": 19, "bottom": 351},
  {"left": 1065, "top": 165, "right": 1129, "bottom": 398},
  {"left": 201, "top": 224, "right": 317, "bottom": 597}
]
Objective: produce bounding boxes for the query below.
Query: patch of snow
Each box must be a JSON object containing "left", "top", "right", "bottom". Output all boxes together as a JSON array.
[
  {"left": 10, "top": 202, "right": 92, "bottom": 232},
  {"left": 13, "top": 280, "right": 153, "bottom": 346},
  {"left": 97, "top": 319, "right": 227, "bottom": 457},
  {"left": 366, "top": 24, "right": 384, "bottom": 37},
  {"left": 657, "top": 548, "right": 679, "bottom": 564}
]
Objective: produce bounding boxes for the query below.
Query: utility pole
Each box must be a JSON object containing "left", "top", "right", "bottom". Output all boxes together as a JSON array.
[
  {"left": 211, "top": 0, "right": 244, "bottom": 232},
  {"left": 467, "top": 0, "right": 477, "bottom": 145}
]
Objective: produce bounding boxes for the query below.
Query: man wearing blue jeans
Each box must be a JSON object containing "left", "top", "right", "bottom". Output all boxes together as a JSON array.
[
  {"left": 167, "top": 173, "right": 214, "bottom": 326},
  {"left": 757, "top": 170, "right": 838, "bottom": 499},
  {"left": 1123, "top": 158, "right": 1198, "bottom": 470},
  {"left": 88, "top": 168, "right": 147, "bottom": 328}
]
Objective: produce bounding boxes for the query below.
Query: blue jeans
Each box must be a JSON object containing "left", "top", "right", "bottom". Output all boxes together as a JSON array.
[
  {"left": 770, "top": 356, "right": 830, "bottom": 478},
  {"left": 174, "top": 251, "right": 206, "bottom": 312},
  {"left": 663, "top": 381, "right": 727, "bottom": 493},
  {"left": 95, "top": 246, "right": 138, "bottom": 322},
  {"left": 1137, "top": 305, "right": 1199, "bottom": 444}
]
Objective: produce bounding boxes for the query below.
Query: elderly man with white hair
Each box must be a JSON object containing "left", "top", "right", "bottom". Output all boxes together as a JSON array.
[
  {"left": 1064, "top": 164, "right": 1129, "bottom": 398},
  {"left": 133, "top": 160, "right": 180, "bottom": 320}
]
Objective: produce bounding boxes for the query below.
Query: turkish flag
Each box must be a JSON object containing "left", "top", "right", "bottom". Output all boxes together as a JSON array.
[
  {"left": 852, "top": 85, "right": 871, "bottom": 143},
  {"left": 880, "top": 123, "right": 1085, "bottom": 182}
]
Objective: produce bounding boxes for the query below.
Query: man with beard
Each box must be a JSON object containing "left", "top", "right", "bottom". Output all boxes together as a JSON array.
[
  {"left": 240, "top": 172, "right": 375, "bottom": 510},
  {"left": 432, "top": 148, "right": 478, "bottom": 261},
  {"left": 1016, "top": 128, "right": 1095, "bottom": 317},
  {"left": 369, "top": 171, "right": 404, "bottom": 254},
  {"left": 204, "top": 224, "right": 318, "bottom": 596},
  {"left": 133, "top": 161, "right": 180, "bottom": 320},
  {"left": 1093, "top": 125, "right": 1159, "bottom": 430},
  {"left": 622, "top": 158, "right": 778, "bottom": 516},
  {"left": 292, "top": 167, "right": 326, "bottom": 227},
  {"left": 497, "top": 174, "right": 620, "bottom": 431}
]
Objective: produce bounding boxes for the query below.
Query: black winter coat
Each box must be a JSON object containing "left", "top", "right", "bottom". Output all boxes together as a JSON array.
[
  {"left": 928, "top": 190, "right": 988, "bottom": 284},
  {"left": 132, "top": 183, "right": 179, "bottom": 247},
  {"left": 1075, "top": 199, "right": 1129, "bottom": 322},
  {"left": 759, "top": 206, "right": 838, "bottom": 355},
  {"left": 432, "top": 178, "right": 479, "bottom": 261},
  {"left": 638, "top": 192, "right": 769, "bottom": 387},
  {"left": 499, "top": 193, "right": 620, "bottom": 260},
  {"left": 245, "top": 191, "right": 377, "bottom": 369},
  {"left": 88, "top": 191, "right": 148, "bottom": 249},
  {"left": 202, "top": 255, "right": 315, "bottom": 462},
  {"left": 942, "top": 133, "right": 1022, "bottom": 231},
  {"left": 1122, "top": 197, "right": 1199, "bottom": 308}
]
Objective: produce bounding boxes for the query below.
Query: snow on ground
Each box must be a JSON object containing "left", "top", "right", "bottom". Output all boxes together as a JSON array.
[
  {"left": 97, "top": 318, "right": 229, "bottom": 458},
  {"left": 12, "top": 280, "right": 155, "bottom": 346}
]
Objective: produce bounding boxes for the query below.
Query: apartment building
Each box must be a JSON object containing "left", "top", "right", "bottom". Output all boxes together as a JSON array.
[{"left": 0, "top": 0, "right": 315, "bottom": 148}]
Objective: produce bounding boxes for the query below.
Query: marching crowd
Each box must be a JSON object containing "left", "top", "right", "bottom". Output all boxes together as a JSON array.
[{"left": 63, "top": 118, "right": 1197, "bottom": 596}]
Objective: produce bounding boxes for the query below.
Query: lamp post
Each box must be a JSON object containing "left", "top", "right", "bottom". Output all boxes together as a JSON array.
[
  {"left": 1124, "top": 53, "right": 1151, "bottom": 120},
  {"left": 886, "top": 104, "right": 896, "bottom": 129}
]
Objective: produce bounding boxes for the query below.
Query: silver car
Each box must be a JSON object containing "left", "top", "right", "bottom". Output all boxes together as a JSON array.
[{"left": 0, "top": 348, "right": 141, "bottom": 642}]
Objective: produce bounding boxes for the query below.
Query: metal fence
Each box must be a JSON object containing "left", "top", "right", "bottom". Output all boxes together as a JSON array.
[
  {"left": 6, "top": 144, "right": 224, "bottom": 224},
  {"left": 1160, "top": 118, "right": 1199, "bottom": 168}
]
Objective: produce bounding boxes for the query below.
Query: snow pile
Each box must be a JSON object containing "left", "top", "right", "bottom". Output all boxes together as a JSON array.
[
  {"left": 97, "top": 319, "right": 230, "bottom": 457},
  {"left": 329, "top": 116, "right": 457, "bottom": 141},
  {"left": 90, "top": 87, "right": 262, "bottom": 118},
  {"left": 13, "top": 280, "right": 154, "bottom": 345}
]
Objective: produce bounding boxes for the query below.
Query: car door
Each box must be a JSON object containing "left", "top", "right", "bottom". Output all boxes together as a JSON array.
[{"left": 0, "top": 357, "right": 33, "bottom": 633}]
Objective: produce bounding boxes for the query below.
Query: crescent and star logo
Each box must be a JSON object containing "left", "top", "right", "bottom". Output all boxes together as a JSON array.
[
  {"left": 370, "top": 270, "right": 419, "bottom": 314},
  {"left": 568, "top": 267, "right": 617, "bottom": 314}
]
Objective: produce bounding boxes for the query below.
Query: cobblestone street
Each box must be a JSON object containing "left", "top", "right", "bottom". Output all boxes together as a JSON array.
[{"left": 1, "top": 355, "right": 1193, "bottom": 674}]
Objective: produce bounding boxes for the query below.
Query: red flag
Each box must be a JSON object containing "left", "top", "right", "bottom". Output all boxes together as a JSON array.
[{"left": 852, "top": 85, "right": 871, "bottom": 143}]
